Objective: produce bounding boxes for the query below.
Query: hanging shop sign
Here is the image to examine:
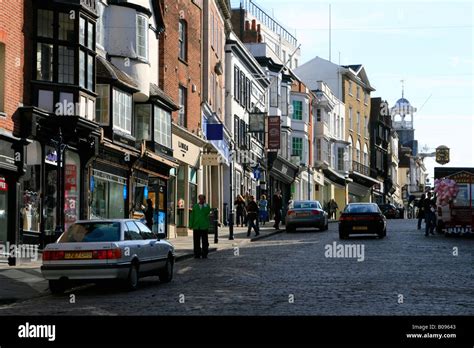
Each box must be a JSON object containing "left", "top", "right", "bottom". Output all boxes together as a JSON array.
[
  {"left": 267, "top": 116, "right": 281, "bottom": 151},
  {"left": 435, "top": 145, "right": 450, "bottom": 165}
]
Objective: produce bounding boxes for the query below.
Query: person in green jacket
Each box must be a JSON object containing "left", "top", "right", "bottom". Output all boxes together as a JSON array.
[{"left": 189, "top": 194, "right": 211, "bottom": 259}]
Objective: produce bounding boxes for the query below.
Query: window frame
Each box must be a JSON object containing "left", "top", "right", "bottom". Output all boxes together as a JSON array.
[
  {"left": 292, "top": 100, "right": 303, "bottom": 120},
  {"left": 178, "top": 86, "right": 187, "bottom": 128},
  {"left": 112, "top": 87, "right": 133, "bottom": 134},
  {"left": 95, "top": 84, "right": 110, "bottom": 125},
  {"left": 154, "top": 105, "right": 172, "bottom": 149},
  {"left": 136, "top": 13, "right": 148, "bottom": 61},
  {"left": 292, "top": 137, "right": 303, "bottom": 158},
  {"left": 178, "top": 20, "right": 187, "bottom": 61},
  {"left": 0, "top": 43, "right": 4, "bottom": 113}
]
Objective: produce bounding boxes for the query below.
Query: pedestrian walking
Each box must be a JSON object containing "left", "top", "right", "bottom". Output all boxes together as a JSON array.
[
  {"left": 258, "top": 195, "right": 268, "bottom": 225},
  {"left": 144, "top": 198, "right": 154, "bottom": 230},
  {"left": 417, "top": 194, "right": 426, "bottom": 230},
  {"left": 189, "top": 194, "right": 211, "bottom": 259},
  {"left": 235, "top": 195, "right": 246, "bottom": 227},
  {"left": 423, "top": 192, "right": 436, "bottom": 236},
  {"left": 329, "top": 199, "right": 339, "bottom": 220},
  {"left": 272, "top": 190, "right": 283, "bottom": 229},
  {"left": 246, "top": 195, "right": 260, "bottom": 237}
]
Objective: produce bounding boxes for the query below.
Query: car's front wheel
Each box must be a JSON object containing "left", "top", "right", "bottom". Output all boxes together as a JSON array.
[
  {"left": 158, "top": 255, "right": 174, "bottom": 283},
  {"left": 49, "top": 279, "right": 67, "bottom": 295}
]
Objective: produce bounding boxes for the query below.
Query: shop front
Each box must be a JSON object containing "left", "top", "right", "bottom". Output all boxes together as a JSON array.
[
  {"left": 0, "top": 131, "right": 25, "bottom": 250},
  {"left": 322, "top": 167, "right": 347, "bottom": 216},
  {"left": 18, "top": 108, "right": 100, "bottom": 247},
  {"left": 348, "top": 172, "right": 378, "bottom": 203},
  {"left": 169, "top": 125, "right": 205, "bottom": 237},
  {"left": 131, "top": 146, "right": 178, "bottom": 238},
  {"left": 269, "top": 155, "right": 298, "bottom": 217}
]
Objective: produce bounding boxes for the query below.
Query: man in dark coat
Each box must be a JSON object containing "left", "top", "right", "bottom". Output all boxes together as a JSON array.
[
  {"left": 246, "top": 195, "right": 259, "bottom": 237},
  {"left": 417, "top": 194, "right": 426, "bottom": 230},
  {"left": 144, "top": 199, "right": 154, "bottom": 230},
  {"left": 272, "top": 190, "right": 283, "bottom": 229},
  {"left": 423, "top": 192, "right": 436, "bottom": 236}
]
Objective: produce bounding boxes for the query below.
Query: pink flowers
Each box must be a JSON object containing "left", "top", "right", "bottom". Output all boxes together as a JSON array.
[{"left": 434, "top": 178, "right": 459, "bottom": 206}]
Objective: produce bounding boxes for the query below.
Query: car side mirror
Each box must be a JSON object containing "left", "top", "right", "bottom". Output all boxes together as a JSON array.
[{"left": 157, "top": 232, "right": 166, "bottom": 240}]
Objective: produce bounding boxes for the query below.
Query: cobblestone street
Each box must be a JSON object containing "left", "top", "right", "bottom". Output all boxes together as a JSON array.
[{"left": 0, "top": 219, "right": 472, "bottom": 316}]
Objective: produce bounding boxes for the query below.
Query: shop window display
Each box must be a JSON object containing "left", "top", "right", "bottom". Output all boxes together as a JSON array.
[
  {"left": 90, "top": 170, "right": 126, "bottom": 219},
  {"left": 0, "top": 177, "right": 7, "bottom": 242}
]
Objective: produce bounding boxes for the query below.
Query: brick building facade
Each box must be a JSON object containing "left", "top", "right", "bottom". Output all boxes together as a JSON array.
[
  {"left": 0, "top": 0, "right": 26, "bottom": 253},
  {"left": 159, "top": 0, "right": 206, "bottom": 236}
]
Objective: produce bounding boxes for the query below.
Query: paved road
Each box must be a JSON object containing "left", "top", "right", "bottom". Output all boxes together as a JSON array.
[{"left": 0, "top": 219, "right": 472, "bottom": 315}]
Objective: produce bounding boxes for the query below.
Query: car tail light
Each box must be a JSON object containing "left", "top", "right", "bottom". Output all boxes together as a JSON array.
[
  {"left": 43, "top": 251, "right": 65, "bottom": 261},
  {"left": 311, "top": 210, "right": 321, "bottom": 215},
  {"left": 92, "top": 248, "right": 122, "bottom": 260},
  {"left": 287, "top": 210, "right": 295, "bottom": 216},
  {"left": 107, "top": 248, "right": 122, "bottom": 259}
]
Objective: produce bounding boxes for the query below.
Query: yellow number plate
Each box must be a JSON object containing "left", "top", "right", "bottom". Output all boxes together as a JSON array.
[
  {"left": 353, "top": 226, "right": 368, "bottom": 231},
  {"left": 64, "top": 252, "right": 93, "bottom": 259}
]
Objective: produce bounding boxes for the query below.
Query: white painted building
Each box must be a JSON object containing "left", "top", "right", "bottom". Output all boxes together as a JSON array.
[
  {"left": 225, "top": 32, "right": 269, "bottom": 209},
  {"left": 311, "top": 81, "right": 349, "bottom": 211}
]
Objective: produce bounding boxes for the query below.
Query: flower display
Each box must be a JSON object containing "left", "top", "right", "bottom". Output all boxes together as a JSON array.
[{"left": 434, "top": 178, "right": 459, "bottom": 207}]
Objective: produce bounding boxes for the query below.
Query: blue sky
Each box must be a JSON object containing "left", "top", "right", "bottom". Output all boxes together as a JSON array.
[{"left": 231, "top": 0, "right": 474, "bottom": 181}]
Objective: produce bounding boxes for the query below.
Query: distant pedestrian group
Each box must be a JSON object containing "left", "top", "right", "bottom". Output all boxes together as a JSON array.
[{"left": 417, "top": 192, "right": 437, "bottom": 236}]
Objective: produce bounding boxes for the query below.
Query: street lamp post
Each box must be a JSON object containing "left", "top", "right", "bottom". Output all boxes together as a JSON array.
[
  {"left": 51, "top": 126, "right": 68, "bottom": 242},
  {"left": 228, "top": 143, "right": 234, "bottom": 240},
  {"left": 307, "top": 166, "right": 311, "bottom": 200},
  {"left": 344, "top": 172, "right": 353, "bottom": 206}
]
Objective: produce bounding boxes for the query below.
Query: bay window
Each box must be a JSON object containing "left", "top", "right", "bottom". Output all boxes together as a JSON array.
[
  {"left": 58, "top": 46, "right": 74, "bottom": 84},
  {"left": 292, "top": 137, "right": 303, "bottom": 158},
  {"left": 37, "top": 9, "right": 53, "bottom": 38},
  {"left": 136, "top": 14, "right": 148, "bottom": 60},
  {"left": 154, "top": 106, "right": 172, "bottom": 149},
  {"left": 95, "top": 84, "right": 109, "bottom": 125},
  {"left": 292, "top": 100, "right": 303, "bottom": 120},
  {"left": 281, "top": 85, "right": 288, "bottom": 115},
  {"left": 135, "top": 104, "right": 151, "bottom": 141},
  {"left": 36, "top": 43, "right": 53, "bottom": 81},
  {"left": 59, "top": 12, "right": 74, "bottom": 41},
  {"left": 113, "top": 88, "right": 132, "bottom": 134}
]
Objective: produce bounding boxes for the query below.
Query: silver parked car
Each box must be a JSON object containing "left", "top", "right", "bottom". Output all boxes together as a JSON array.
[
  {"left": 285, "top": 200, "right": 329, "bottom": 233},
  {"left": 41, "top": 219, "right": 175, "bottom": 294}
]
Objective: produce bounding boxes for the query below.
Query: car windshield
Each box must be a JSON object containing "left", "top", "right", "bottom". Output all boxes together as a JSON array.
[
  {"left": 58, "top": 222, "right": 121, "bottom": 243},
  {"left": 344, "top": 204, "right": 379, "bottom": 213},
  {"left": 293, "top": 201, "right": 321, "bottom": 209}
]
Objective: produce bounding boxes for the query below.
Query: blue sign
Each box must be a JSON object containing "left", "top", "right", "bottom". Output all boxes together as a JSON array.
[
  {"left": 144, "top": 186, "right": 149, "bottom": 199},
  {"left": 90, "top": 176, "right": 95, "bottom": 193},
  {"left": 206, "top": 124, "right": 223, "bottom": 141},
  {"left": 123, "top": 185, "right": 128, "bottom": 200},
  {"left": 253, "top": 168, "right": 261, "bottom": 180}
]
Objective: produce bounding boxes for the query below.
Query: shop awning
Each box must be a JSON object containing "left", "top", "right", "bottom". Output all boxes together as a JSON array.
[
  {"left": 348, "top": 181, "right": 371, "bottom": 197},
  {"left": 144, "top": 150, "right": 179, "bottom": 169},
  {"left": 323, "top": 167, "right": 346, "bottom": 187},
  {"left": 350, "top": 170, "right": 379, "bottom": 188}
]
